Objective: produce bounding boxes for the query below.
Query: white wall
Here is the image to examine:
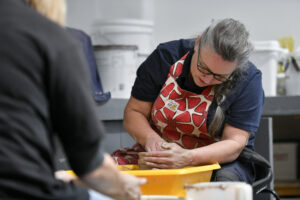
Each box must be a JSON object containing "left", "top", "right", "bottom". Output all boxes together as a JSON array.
[
  {"left": 66, "top": 0, "right": 300, "bottom": 51},
  {"left": 153, "top": 0, "right": 300, "bottom": 48},
  {"left": 66, "top": 0, "right": 154, "bottom": 35}
]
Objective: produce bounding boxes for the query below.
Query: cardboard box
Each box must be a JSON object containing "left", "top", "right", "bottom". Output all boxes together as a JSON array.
[{"left": 274, "top": 142, "right": 298, "bottom": 181}]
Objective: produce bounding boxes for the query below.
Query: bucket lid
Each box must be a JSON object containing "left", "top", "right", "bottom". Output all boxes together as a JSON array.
[
  {"left": 185, "top": 181, "right": 251, "bottom": 189},
  {"left": 94, "top": 18, "right": 154, "bottom": 27}
]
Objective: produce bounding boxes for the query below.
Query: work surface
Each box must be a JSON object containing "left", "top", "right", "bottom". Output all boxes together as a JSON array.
[{"left": 95, "top": 96, "right": 300, "bottom": 121}]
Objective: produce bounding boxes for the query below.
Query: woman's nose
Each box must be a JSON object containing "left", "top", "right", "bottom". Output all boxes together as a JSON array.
[{"left": 201, "top": 74, "right": 214, "bottom": 84}]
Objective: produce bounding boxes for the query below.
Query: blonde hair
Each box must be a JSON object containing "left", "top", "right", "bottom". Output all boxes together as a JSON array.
[{"left": 27, "top": 0, "right": 66, "bottom": 26}]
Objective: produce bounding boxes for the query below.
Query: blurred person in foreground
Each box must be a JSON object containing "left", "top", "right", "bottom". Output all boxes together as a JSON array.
[
  {"left": 113, "top": 18, "right": 264, "bottom": 184},
  {"left": 0, "top": 0, "right": 145, "bottom": 199}
]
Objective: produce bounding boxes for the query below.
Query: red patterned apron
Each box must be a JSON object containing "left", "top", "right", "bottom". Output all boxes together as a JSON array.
[{"left": 112, "top": 53, "right": 216, "bottom": 164}]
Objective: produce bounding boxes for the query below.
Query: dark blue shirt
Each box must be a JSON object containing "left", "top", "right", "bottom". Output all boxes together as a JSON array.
[
  {"left": 132, "top": 39, "right": 264, "bottom": 149},
  {"left": 0, "top": 0, "right": 104, "bottom": 199}
]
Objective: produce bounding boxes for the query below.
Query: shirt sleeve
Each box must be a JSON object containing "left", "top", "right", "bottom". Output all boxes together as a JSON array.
[
  {"left": 48, "top": 40, "right": 104, "bottom": 176},
  {"left": 225, "top": 68, "right": 265, "bottom": 133},
  {"left": 131, "top": 47, "right": 172, "bottom": 102}
]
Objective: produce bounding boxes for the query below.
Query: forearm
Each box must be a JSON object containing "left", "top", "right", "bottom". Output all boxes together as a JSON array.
[
  {"left": 80, "top": 154, "right": 123, "bottom": 197},
  {"left": 189, "top": 124, "right": 250, "bottom": 165},
  {"left": 190, "top": 139, "right": 245, "bottom": 165},
  {"left": 124, "top": 109, "right": 161, "bottom": 147},
  {"left": 80, "top": 154, "right": 145, "bottom": 200}
]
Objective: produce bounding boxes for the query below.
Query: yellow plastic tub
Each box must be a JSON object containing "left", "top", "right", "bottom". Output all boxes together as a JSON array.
[{"left": 118, "top": 164, "right": 220, "bottom": 197}]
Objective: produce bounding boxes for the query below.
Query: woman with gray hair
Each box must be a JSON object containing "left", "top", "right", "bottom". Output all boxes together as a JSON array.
[{"left": 113, "top": 18, "right": 264, "bottom": 183}]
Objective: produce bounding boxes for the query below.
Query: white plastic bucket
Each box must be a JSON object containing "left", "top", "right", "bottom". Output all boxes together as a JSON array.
[
  {"left": 249, "top": 40, "right": 288, "bottom": 96},
  {"left": 93, "top": 45, "right": 138, "bottom": 98},
  {"left": 92, "top": 18, "right": 154, "bottom": 55},
  {"left": 185, "top": 182, "right": 252, "bottom": 200}
]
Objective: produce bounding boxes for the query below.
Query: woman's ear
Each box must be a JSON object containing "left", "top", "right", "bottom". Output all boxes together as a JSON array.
[{"left": 196, "top": 35, "right": 201, "bottom": 43}]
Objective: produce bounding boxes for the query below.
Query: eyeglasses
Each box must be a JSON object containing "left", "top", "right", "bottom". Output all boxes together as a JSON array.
[{"left": 197, "top": 44, "right": 231, "bottom": 82}]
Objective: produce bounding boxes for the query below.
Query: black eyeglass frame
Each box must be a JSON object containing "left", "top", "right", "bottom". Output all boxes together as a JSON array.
[{"left": 196, "top": 43, "right": 231, "bottom": 82}]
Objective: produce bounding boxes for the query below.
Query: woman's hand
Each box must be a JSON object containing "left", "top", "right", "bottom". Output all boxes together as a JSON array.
[
  {"left": 144, "top": 134, "right": 166, "bottom": 152},
  {"left": 81, "top": 154, "right": 146, "bottom": 200},
  {"left": 141, "top": 142, "right": 193, "bottom": 169},
  {"left": 116, "top": 172, "right": 147, "bottom": 200}
]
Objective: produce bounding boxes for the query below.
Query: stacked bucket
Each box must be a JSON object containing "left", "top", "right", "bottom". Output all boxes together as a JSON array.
[{"left": 92, "top": 19, "right": 154, "bottom": 98}]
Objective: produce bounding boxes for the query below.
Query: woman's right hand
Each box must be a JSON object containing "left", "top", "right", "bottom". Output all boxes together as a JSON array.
[{"left": 144, "top": 135, "right": 166, "bottom": 152}]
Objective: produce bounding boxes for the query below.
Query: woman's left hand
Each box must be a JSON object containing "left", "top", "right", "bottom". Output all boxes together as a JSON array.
[{"left": 141, "top": 142, "right": 193, "bottom": 169}]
